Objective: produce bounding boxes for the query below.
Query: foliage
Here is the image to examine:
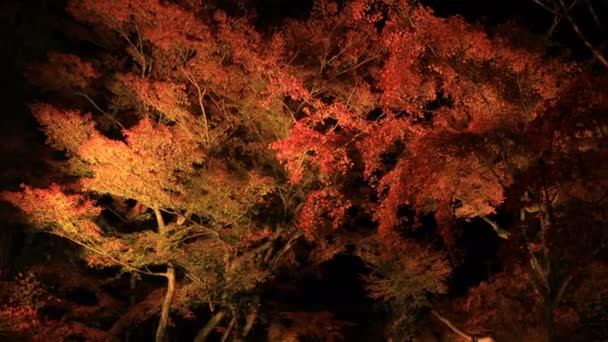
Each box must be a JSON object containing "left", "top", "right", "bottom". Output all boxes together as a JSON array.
[
  {"left": 0, "top": 272, "right": 49, "bottom": 336},
  {"left": 358, "top": 238, "right": 451, "bottom": 339},
  {"left": 2, "top": 0, "right": 606, "bottom": 340}
]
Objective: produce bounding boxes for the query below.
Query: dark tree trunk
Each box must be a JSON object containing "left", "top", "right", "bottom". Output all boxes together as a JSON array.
[{"left": 0, "top": 228, "right": 13, "bottom": 280}]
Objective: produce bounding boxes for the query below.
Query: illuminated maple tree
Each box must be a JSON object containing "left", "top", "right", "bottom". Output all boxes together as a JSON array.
[
  {"left": 1, "top": 0, "right": 606, "bottom": 340},
  {"left": 269, "top": 0, "right": 606, "bottom": 340},
  {"left": 3, "top": 0, "right": 295, "bottom": 340}
]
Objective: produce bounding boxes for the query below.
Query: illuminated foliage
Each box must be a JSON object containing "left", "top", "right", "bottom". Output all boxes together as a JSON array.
[{"left": 2, "top": 0, "right": 606, "bottom": 340}]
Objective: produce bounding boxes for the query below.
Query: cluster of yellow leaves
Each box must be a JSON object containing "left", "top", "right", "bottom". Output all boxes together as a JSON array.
[
  {"left": 1, "top": 184, "right": 102, "bottom": 240},
  {"left": 79, "top": 119, "right": 204, "bottom": 210}
]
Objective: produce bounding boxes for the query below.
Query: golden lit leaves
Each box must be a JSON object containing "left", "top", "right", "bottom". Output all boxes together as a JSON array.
[
  {"left": 359, "top": 238, "right": 450, "bottom": 337},
  {"left": 1, "top": 185, "right": 131, "bottom": 272},
  {"left": 107, "top": 230, "right": 174, "bottom": 268},
  {"left": 1, "top": 184, "right": 102, "bottom": 240},
  {"left": 123, "top": 76, "right": 191, "bottom": 124},
  {"left": 188, "top": 159, "right": 274, "bottom": 227},
  {"left": 363, "top": 248, "right": 450, "bottom": 303},
  {"left": 78, "top": 119, "right": 204, "bottom": 209},
  {"left": 30, "top": 104, "right": 96, "bottom": 155}
]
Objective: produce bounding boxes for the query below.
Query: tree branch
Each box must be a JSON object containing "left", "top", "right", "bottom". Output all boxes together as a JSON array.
[
  {"left": 480, "top": 215, "right": 510, "bottom": 240},
  {"left": 430, "top": 310, "right": 473, "bottom": 341},
  {"left": 558, "top": 0, "right": 608, "bottom": 68},
  {"left": 193, "top": 310, "right": 226, "bottom": 342}
]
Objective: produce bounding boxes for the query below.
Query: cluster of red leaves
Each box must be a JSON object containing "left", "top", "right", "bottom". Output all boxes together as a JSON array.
[
  {"left": 453, "top": 264, "right": 542, "bottom": 339},
  {"left": 68, "top": 0, "right": 205, "bottom": 51},
  {"left": 297, "top": 188, "right": 351, "bottom": 239},
  {"left": 238, "top": 226, "right": 273, "bottom": 249},
  {"left": 451, "top": 258, "right": 600, "bottom": 340},
  {"left": 0, "top": 273, "right": 60, "bottom": 339},
  {"left": 271, "top": 122, "right": 352, "bottom": 184},
  {"left": 271, "top": 0, "right": 574, "bottom": 244}
]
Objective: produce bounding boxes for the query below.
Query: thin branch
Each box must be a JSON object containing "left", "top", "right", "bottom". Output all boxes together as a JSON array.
[
  {"left": 329, "top": 54, "right": 381, "bottom": 80},
  {"left": 133, "top": 21, "right": 147, "bottom": 77},
  {"left": 182, "top": 68, "right": 211, "bottom": 146},
  {"left": 583, "top": 0, "right": 602, "bottom": 29},
  {"left": 220, "top": 307, "right": 237, "bottom": 342},
  {"left": 102, "top": 205, "right": 128, "bottom": 223},
  {"left": 430, "top": 310, "right": 474, "bottom": 341},
  {"left": 75, "top": 92, "right": 125, "bottom": 130},
  {"left": 175, "top": 230, "right": 220, "bottom": 245},
  {"left": 480, "top": 215, "right": 511, "bottom": 240},
  {"left": 553, "top": 274, "right": 573, "bottom": 307},
  {"left": 50, "top": 231, "right": 164, "bottom": 277},
  {"left": 269, "top": 230, "right": 303, "bottom": 271},
  {"left": 532, "top": 0, "right": 558, "bottom": 13},
  {"left": 555, "top": 0, "right": 608, "bottom": 67},
  {"left": 240, "top": 296, "right": 259, "bottom": 339},
  {"left": 322, "top": 33, "right": 371, "bottom": 74}
]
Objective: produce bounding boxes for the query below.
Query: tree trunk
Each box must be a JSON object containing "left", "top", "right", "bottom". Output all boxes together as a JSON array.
[
  {"left": 240, "top": 298, "right": 259, "bottom": 340},
  {"left": 155, "top": 262, "right": 175, "bottom": 342},
  {"left": 0, "top": 228, "right": 12, "bottom": 280},
  {"left": 545, "top": 304, "right": 554, "bottom": 342},
  {"left": 125, "top": 273, "right": 137, "bottom": 342},
  {"left": 193, "top": 310, "right": 226, "bottom": 342}
]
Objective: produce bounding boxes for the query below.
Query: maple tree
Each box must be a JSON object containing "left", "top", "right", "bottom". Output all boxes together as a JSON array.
[
  {"left": 1, "top": 0, "right": 606, "bottom": 340},
  {"left": 269, "top": 0, "right": 606, "bottom": 340},
  {"left": 3, "top": 0, "right": 296, "bottom": 340}
]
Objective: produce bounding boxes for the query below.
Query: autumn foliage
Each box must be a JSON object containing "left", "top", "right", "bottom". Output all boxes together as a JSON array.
[{"left": 1, "top": 0, "right": 606, "bottom": 341}]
